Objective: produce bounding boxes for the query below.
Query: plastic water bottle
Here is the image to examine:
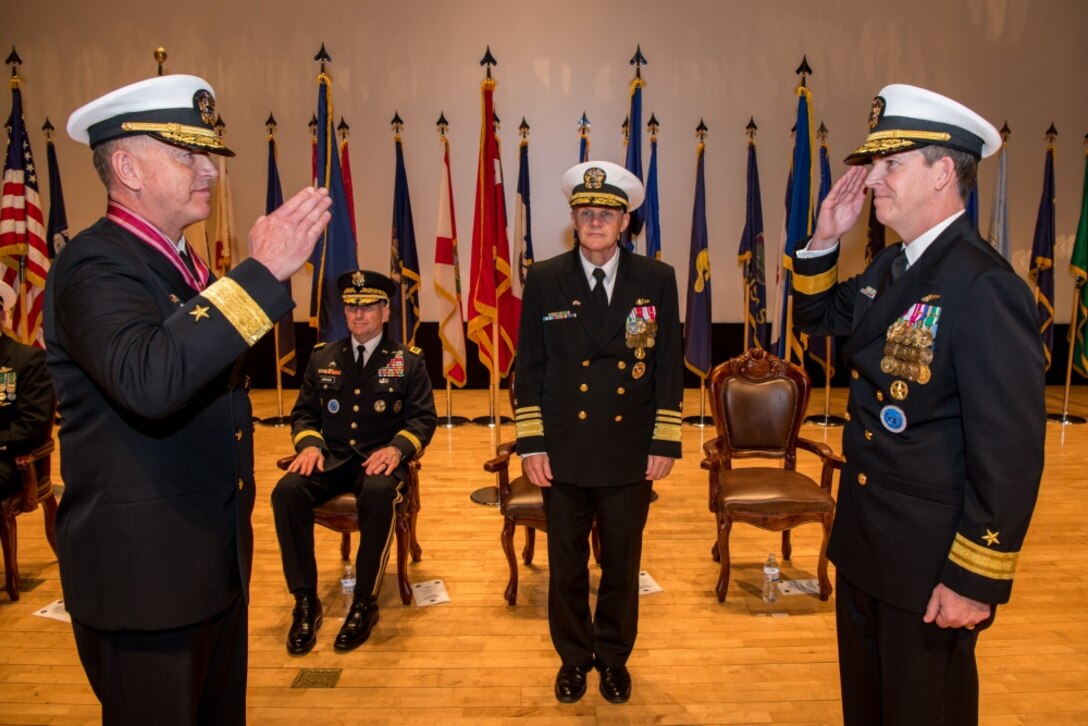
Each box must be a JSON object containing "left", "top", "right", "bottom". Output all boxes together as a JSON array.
[
  {"left": 341, "top": 564, "right": 356, "bottom": 610},
  {"left": 762, "top": 553, "right": 780, "bottom": 604}
]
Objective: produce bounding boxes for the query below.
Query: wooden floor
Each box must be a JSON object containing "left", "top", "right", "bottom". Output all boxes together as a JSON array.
[{"left": 1, "top": 386, "right": 1086, "bottom": 725}]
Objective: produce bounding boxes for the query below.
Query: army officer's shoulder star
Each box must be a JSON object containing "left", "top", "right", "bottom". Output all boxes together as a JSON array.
[{"left": 189, "top": 304, "right": 211, "bottom": 322}]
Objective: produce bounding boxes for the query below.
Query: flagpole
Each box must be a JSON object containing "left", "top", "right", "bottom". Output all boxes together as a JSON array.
[{"left": 1047, "top": 277, "right": 1087, "bottom": 424}]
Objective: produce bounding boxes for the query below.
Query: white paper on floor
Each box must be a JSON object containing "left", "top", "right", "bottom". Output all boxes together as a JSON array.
[
  {"left": 411, "top": 579, "right": 450, "bottom": 606},
  {"left": 638, "top": 571, "right": 663, "bottom": 595},
  {"left": 778, "top": 579, "right": 821, "bottom": 596},
  {"left": 34, "top": 599, "right": 71, "bottom": 623}
]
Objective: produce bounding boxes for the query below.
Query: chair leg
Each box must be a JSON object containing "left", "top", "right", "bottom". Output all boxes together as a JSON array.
[
  {"left": 408, "top": 510, "right": 422, "bottom": 562},
  {"left": 1, "top": 512, "right": 19, "bottom": 601},
  {"left": 340, "top": 532, "right": 352, "bottom": 562},
  {"left": 501, "top": 517, "right": 519, "bottom": 605},
  {"left": 395, "top": 515, "right": 412, "bottom": 606},
  {"left": 42, "top": 494, "right": 58, "bottom": 558},
  {"left": 715, "top": 517, "right": 733, "bottom": 603},
  {"left": 711, "top": 540, "right": 720, "bottom": 562},
  {"left": 521, "top": 525, "right": 535, "bottom": 565},
  {"left": 782, "top": 529, "right": 793, "bottom": 562},
  {"left": 818, "top": 512, "right": 833, "bottom": 601},
  {"left": 590, "top": 524, "right": 601, "bottom": 565}
]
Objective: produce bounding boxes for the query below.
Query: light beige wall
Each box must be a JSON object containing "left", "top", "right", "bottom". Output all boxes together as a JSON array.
[{"left": 5, "top": 0, "right": 1087, "bottom": 322}]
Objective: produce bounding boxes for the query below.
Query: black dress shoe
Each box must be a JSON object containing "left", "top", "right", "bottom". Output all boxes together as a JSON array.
[
  {"left": 554, "top": 665, "right": 587, "bottom": 703},
  {"left": 598, "top": 665, "right": 632, "bottom": 704},
  {"left": 286, "top": 591, "right": 323, "bottom": 655},
  {"left": 334, "top": 598, "right": 379, "bottom": 652}
]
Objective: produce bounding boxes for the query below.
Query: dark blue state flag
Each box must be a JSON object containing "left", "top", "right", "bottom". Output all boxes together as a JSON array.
[
  {"left": 267, "top": 128, "right": 296, "bottom": 376},
  {"left": 684, "top": 138, "right": 712, "bottom": 379},
  {"left": 808, "top": 138, "right": 835, "bottom": 378},
  {"left": 620, "top": 78, "right": 644, "bottom": 252},
  {"left": 43, "top": 124, "right": 69, "bottom": 258},
  {"left": 1029, "top": 142, "right": 1056, "bottom": 370},
  {"left": 309, "top": 72, "right": 357, "bottom": 343},
  {"left": 738, "top": 137, "right": 769, "bottom": 351},
  {"left": 644, "top": 129, "right": 662, "bottom": 260},
  {"left": 389, "top": 134, "right": 421, "bottom": 346},
  {"left": 512, "top": 134, "right": 533, "bottom": 299},
  {"left": 966, "top": 185, "right": 979, "bottom": 229},
  {"left": 775, "top": 86, "right": 814, "bottom": 364}
]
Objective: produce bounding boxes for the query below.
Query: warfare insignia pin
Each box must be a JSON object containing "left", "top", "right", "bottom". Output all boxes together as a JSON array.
[
  {"left": 869, "top": 96, "right": 886, "bottom": 130},
  {"left": 584, "top": 167, "right": 606, "bottom": 189}
]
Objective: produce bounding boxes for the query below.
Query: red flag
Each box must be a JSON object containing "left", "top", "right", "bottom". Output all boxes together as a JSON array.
[
  {"left": 0, "top": 78, "right": 48, "bottom": 347},
  {"left": 434, "top": 134, "right": 468, "bottom": 387},
  {"left": 467, "top": 78, "right": 519, "bottom": 377},
  {"left": 339, "top": 122, "right": 358, "bottom": 241}
]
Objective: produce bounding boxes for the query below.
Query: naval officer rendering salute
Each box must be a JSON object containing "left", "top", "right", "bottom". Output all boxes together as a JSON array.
[
  {"left": 791, "top": 84, "right": 1045, "bottom": 724},
  {"left": 515, "top": 161, "right": 683, "bottom": 705},
  {"left": 48, "top": 74, "right": 331, "bottom": 724}
]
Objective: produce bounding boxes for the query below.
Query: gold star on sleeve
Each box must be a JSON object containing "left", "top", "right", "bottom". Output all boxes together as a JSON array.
[
  {"left": 189, "top": 304, "right": 211, "bottom": 322},
  {"left": 982, "top": 529, "right": 1000, "bottom": 547}
]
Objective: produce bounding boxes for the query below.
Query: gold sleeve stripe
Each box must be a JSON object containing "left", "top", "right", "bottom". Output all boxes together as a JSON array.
[
  {"left": 948, "top": 533, "right": 1018, "bottom": 581},
  {"left": 293, "top": 429, "right": 325, "bottom": 446},
  {"left": 515, "top": 406, "right": 542, "bottom": 416},
  {"left": 201, "top": 278, "right": 274, "bottom": 346},
  {"left": 397, "top": 430, "right": 423, "bottom": 453},
  {"left": 653, "top": 422, "right": 683, "bottom": 442},
  {"left": 655, "top": 409, "right": 683, "bottom": 421},
  {"left": 792, "top": 266, "right": 838, "bottom": 296},
  {"left": 515, "top": 406, "right": 545, "bottom": 438}
]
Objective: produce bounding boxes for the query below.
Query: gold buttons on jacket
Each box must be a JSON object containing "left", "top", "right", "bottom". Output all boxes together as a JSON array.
[
  {"left": 617, "top": 361, "right": 627, "bottom": 370},
  {"left": 353, "top": 405, "right": 360, "bottom": 412},
  {"left": 844, "top": 412, "right": 851, "bottom": 422},
  {"left": 582, "top": 360, "right": 590, "bottom": 367},
  {"left": 875, "top": 391, "right": 884, "bottom": 402},
  {"left": 579, "top": 383, "right": 589, "bottom": 392},
  {"left": 857, "top": 473, "right": 867, "bottom": 486},
  {"left": 234, "top": 429, "right": 242, "bottom": 441},
  {"left": 351, "top": 422, "right": 358, "bottom": 430},
  {"left": 237, "top": 479, "right": 244, "bottom": 491},
  {"left": 354, "top": 388, "right": 361, "bottom": 395},
  {"left": 617, "top": 387, "right": 625, "bottom": 395},
  {"left": 851, "top": 370, "right": 859, "bottom": 380},
  {"left": 349, "top": 439, "right": 357, "bottom": 446},
  {"left": 614, "top": 415, "right": 623, "bottom": 422},
  {"left": 578, "top": 411, "right": 587, "bottom": 420},
  {"left": 864, "top": 431, "right": 873, "bottom": 441}
]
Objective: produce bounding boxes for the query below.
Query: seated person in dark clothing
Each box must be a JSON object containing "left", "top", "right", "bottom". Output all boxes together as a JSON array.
[
  {"left": 272, "top": 270, "right": 437, "bottom": 654},
  {"left": 0, "top": 280, "right": 55, "bottom": 497}
]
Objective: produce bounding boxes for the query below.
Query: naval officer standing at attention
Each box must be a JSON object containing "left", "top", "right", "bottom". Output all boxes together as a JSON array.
[
  {"left": 48, "top": 74, "right": 331, "bottom": 724},
  {"left": 515, "top": 160, "right": 683, "bottom": 705},
  {"left": 792, "top": 84, "right": 1045, "bottom": 724}
]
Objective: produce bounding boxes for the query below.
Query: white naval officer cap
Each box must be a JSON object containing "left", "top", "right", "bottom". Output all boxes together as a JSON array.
[
  {"left": 67, "top": 74, "right": 234, "bottom": 156},
  {"left": 845, "top": 84, "right": 1001, "bottom": 165},
  {"left": 562, "top": 160, "right": 645, "bottom": 213}
]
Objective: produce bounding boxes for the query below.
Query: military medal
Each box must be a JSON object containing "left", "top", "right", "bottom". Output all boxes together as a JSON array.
[
  {"left": 889, "top": 380, "right": 909, "bottom": 400},
  {"left": 0, "top": 367, "right": 13, "bottom": 405},
  {"left": 625, "top": 306, "right": 658, "bottom": 350},
  {"left": 883, "top": 303, "right": 940, "bottom": 385},
  {"left": 374, "top": 400, "right": 387, "bottom": 412},
  {"left": 635, "top": 347, "right": 646, "bottom": 360},
  {"left": 632, "top": 362, "right": 646, "bottom": 380},
  {"left": 394, "top": 400, "right": 403, "bottom": 413}
]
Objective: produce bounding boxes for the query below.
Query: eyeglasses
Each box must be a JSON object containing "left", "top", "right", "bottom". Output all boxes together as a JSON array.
[{"left": 574, "top": 208, "right": 622, "bottom": 224}]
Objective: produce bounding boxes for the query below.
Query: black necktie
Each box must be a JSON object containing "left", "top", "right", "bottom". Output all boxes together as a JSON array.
[
  {"left": 179, "top": 247, "right": 198, "bottom": 278},
  {"left": 356, "top": 344, "right": 367, "bottom": 371},
  {"left": 888, "top": 248, "right": 909, "bottom": 286},
  {"left": 591, "top": 268, "right": 608, "bottom": 316}
]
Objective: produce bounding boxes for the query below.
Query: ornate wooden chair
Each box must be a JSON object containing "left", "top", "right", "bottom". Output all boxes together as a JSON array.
[
  {"left": 701, "top": 349, "right": 842, "bottom": 602},
  {"left": 275, "top": 454, "right": 423, "bottom": 606},
  {"left": 484, "top": 373, "right": 600, "bottom": 605},
  {"left": 1, "top": 440, "right": 58, "bottom": 601}
]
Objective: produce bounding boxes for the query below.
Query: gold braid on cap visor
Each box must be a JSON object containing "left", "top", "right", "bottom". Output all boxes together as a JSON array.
[
  {"left": 570, "top": 191, "right": 628, "bottom": 209},
  {"left": 121, "top": 121, "right": 230, "bottom": 151},
  {"left": 853, "top": 129, "right": 954, "bottom": 156}
]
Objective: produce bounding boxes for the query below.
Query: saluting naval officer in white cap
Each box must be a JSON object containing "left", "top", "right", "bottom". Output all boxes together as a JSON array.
[
  {"left": 792, "top": 85, "right": 1045, "bottom": 724},
  {"left": 46, "top": 74, "right": 331, "bottom": 724},
  {"left": 514, "top": 160, "right": 683, "bottom": 705}
]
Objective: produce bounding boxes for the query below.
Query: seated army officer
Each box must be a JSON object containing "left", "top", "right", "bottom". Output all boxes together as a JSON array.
[
  {"left": 0, "top": 281, "right": 55, "bottom": 497},
  {"left": 272, "top": 270, "right": 436, "bottom": 654}
]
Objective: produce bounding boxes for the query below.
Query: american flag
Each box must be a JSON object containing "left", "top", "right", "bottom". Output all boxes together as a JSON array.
[{"left": 0, "top": 77, "right": 49, "bottom": 347}]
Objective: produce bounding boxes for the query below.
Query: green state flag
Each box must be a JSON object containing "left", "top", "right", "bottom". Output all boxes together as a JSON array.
[{"left": 1071, "top": 150, "right": 1088, "bottom": 378}]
